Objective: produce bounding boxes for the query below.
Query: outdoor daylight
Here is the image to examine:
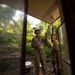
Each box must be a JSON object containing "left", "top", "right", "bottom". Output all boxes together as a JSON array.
[{"left": 0, "top": 1, "right": 72, "bottom": 75}]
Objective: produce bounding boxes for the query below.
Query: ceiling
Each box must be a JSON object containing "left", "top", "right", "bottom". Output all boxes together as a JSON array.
[{"left": 0, "top": 0, "right": 60, "bottom": 24}]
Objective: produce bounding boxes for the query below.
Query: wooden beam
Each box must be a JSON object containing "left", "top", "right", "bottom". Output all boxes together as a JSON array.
[{"left": 20, "top": 0, "right": 28, "bottom": 75}]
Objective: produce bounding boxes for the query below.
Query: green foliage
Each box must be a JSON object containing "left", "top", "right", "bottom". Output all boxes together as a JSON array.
[
  {"left": 44, "top": 44, "right": 51, "bottom": 57},
  {"left": 52, "top": 18, "right": 61, "bottom": 29},
  {"left": 0, "top": 32, "right": 21, "bottom": 54},
  {"left": 26, "top": 43, "right": 34, "bottom": 55},
  {"left": 0, "top": 4, "right": 23, "bottom": 55},
  {"left": 0, "top": 4, "right": 16, "bottom": 38},
  {"left": 0, "top": 3, "right": 61, "bottom": 63},
  {"left": 0, "top": 4, "right": 15, "bottom": 21}
]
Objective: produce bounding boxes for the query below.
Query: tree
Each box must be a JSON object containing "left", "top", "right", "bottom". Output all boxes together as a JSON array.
[{"left": 0, "top": 4, "right": 16, "bottom": 37}]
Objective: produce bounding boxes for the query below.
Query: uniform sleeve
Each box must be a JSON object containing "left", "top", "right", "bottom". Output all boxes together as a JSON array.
[
  {"left": 53, "top": 40, "right": 59, "bottom": 50},
  {"left": 31, "top": 38, "right": 37, "bottom": 48}
]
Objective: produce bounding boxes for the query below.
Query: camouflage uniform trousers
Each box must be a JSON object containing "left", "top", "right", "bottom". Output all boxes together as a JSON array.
[
  {"left": 34, "top": 49, "right": 47, "bottom": 75},
  {"left": 51, "top": 49, "right": 61, "bottom": 72}
]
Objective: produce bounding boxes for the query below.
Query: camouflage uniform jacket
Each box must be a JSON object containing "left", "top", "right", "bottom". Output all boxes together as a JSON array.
[{"left": 31, "top": 36, "right": 47, "bottom": 50}]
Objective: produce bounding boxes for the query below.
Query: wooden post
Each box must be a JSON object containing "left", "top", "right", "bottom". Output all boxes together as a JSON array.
[{"left": 20, "top": 0, "right": 28, "bottom": 75}]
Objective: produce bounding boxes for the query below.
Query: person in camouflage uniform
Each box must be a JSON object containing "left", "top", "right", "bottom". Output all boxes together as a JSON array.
[
  {"left": 51, "top": 34, "right": 61, "bottom": 74},
  {"left": 31, "top": 29, "right": 48, "bottom": 75}
]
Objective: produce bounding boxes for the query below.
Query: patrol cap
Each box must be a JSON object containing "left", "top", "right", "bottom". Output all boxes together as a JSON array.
[{"left": 34, "top": 29, "right": 41, "bottom": 34}]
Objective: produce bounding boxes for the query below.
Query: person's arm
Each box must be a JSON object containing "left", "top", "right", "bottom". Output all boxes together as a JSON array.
[
  {"left": 31, "top": 38, "right": 37, "bottom": 48},
  {"left": 43, "top": 32, "right": 48, "bottom": 42},
  {"left": 31, "top": 38, "right": 38, "bottom": 48},
  {"left": 43, "top": 32, "right": 52, "bottom": 47}
]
